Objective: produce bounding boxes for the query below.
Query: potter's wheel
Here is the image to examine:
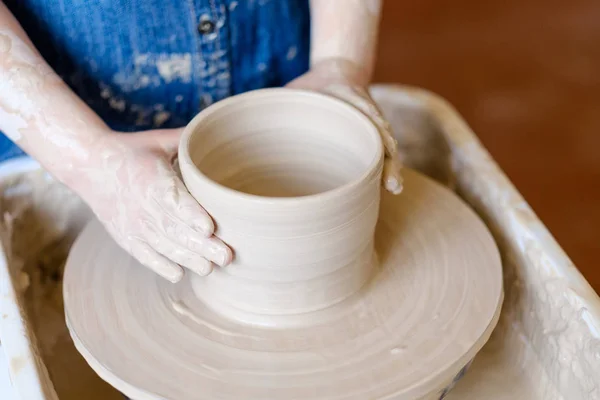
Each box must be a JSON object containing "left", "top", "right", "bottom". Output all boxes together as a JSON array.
[{"left": 63, "top": 169, "right": 503, "bottom": 400}]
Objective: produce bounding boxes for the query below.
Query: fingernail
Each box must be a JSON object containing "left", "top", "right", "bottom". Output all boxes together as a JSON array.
[
  {"left": 385, "top": 177, "right": 403, "bottom": 195},
  {"left": 163, "top": 267, "right": 184, "bottom": 283},
  {"left": 220, "top": 246, "right": 233, "bottom": 266},
  {"left": 189, "top": 259, "right": 213, "bottom": 277},
  {"left": 205, "top": 241, "right": 232, "bottom": 267},
  {"left": 193, "top": 218, "right": 214, "bottom": 237}
]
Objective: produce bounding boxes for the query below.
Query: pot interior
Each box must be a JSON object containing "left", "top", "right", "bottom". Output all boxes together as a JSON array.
[{"left": 187, "top": 91, "right": 380, "bottom": 198}]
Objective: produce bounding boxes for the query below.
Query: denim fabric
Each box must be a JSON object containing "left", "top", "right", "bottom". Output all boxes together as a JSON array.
[{"left": 0, "top": 0, "right": 310, "bottom": 162}]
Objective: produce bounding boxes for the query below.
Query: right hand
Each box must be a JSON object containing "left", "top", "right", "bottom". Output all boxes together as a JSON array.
[{"left": 67, "top": 128, "right": 232, "bottom": 283}]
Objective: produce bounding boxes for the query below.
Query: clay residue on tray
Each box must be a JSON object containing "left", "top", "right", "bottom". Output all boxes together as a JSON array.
[
  {"left": 372, "top": 85, "right": 599, "bottom": 400},
  {"left": 446, "top": 317, "right": 563, "bottom": 399},
  {"left": 0, "top": 170, "right": 122, "bottom": 399}
]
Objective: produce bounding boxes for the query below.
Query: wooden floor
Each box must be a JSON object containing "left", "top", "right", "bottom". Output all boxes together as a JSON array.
[{"left": 374, "top": 0, "right": 600, "bottom": 291}]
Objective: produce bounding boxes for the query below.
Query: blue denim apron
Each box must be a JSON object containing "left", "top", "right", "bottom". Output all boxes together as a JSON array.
[{"left": 0, "top": 0, "right": 310, "bottom": 162}]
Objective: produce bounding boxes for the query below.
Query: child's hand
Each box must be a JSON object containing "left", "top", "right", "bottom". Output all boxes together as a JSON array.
[
  {"left": 287, "top": 59, "right": 403, "bottom": 194},
  {"left": 66, "top": 129, "right": 232, "bottom": 282}
]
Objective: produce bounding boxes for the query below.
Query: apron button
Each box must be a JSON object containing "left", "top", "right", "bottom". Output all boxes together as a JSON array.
[{"left": 198, "top": 19, "right": 215, "bottom": 35}]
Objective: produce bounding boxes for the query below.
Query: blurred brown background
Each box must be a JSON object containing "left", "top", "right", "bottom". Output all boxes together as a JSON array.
[{"left": 374, "top": 0, "right": 599, "bottom": 291}]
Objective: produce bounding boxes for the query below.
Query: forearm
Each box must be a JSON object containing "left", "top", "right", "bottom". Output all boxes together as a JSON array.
[
  {"left": 0, "top": 2, "right": 110, "bottom": 181},
  {"left": 309, "top": 0, "right": 382, "bottom": 84}
]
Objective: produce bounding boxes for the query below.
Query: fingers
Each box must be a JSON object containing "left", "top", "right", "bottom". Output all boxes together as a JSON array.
[
  {"left": 141, "top": 194, "right": 233, "bottom": 276},
  {"left": 130, "top": 236, "right": 215, "bottom": 281},
  {"left": 184, "top": 234, "right": 232, "bottom": 267},
  {"left": 129, "top": 241, "right": 184, "bottom": 283},
  {"left": 324, "top": 84, "right": 403, "bottom": 194},
  {"left": 158, "top": 219, "right": 232, "bottom": 267},
  {"left": 135, "top": 158, "right": 232, "bottom": 281},
  {"left": 383, "top": 157, "right": 403, "bottom": 194},
  {"left": 142, "top": 222, "right": 227, "bottom": 277},
  {"left": 325, "top": 85, "right": 398, "bottom": 155},
  {"left": 150, "top": 237, "right": 215, "bottom": 277},
  {"left": 158, "top": 178, "right": 215, "bottom": 236},
  {"left": 187, "top": 258, "right": 214, "bottom": 277}
]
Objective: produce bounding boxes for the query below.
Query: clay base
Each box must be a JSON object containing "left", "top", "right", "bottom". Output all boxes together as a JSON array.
[{"left": 63, "top": 169, "right": 503, "bottom": 400}]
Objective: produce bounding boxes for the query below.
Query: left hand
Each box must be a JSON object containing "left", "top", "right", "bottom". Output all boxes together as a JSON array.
[{"left": 287, "top": 58, "right": 403, "bottom": 194}]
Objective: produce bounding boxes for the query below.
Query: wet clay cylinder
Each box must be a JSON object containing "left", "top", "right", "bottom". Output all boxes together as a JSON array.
[{"left": 178, "top": 90, "right": 384, "bottom": 326}]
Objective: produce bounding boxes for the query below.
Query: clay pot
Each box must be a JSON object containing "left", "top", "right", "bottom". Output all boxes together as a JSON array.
[{"left": 178, "top": 88, "right": 384, "bottom": 327}]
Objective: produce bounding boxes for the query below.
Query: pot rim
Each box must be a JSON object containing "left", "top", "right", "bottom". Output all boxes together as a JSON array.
[{"left": 178, "top": 88, "right": 384, "bottom": 206}]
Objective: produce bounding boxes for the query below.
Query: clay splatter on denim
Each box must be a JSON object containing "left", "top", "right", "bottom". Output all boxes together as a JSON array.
[{"left": 0, "top": 0, "right": 310, "bottom": 160}]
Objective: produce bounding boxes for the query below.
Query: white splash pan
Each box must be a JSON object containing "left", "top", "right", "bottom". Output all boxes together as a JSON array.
[{"left": 0, "top": 85, "right": 599, "bottom": 400}]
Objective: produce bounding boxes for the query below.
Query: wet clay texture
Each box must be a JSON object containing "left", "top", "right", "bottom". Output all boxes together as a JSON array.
[{"left": 63, "top": 90, "right": 503, "bottom": 400}]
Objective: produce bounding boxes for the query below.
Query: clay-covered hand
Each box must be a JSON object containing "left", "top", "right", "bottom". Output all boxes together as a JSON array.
[
  {"left": 65, "top": 129, "right": 232, "bottom": 283},
  {"left": 287, "top": 59, "right": 403, "bottom": 194}
]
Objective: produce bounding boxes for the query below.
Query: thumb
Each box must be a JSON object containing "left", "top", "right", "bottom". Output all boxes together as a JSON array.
[
  {"left": 118, "top": 128, "right": 184, "bottom": 153},
  {"left": 149, "top": 128, "right": 184, "bottom": 153}
]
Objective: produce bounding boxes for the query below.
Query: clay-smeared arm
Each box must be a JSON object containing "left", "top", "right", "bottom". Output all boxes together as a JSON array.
[
  {"left": 288, "top": 0, "right": 403, "bottom": 194},
  {"left": 309, "top": 0, "right": 381, "bottom": 85},
  {"left": 0, "top": 2, "right": 110, "bottom": 175},
  {"left": 0, "top": 3, "right": 231, "bottom": 282}
]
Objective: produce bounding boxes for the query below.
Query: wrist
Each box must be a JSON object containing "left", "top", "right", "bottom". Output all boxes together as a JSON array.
[
  {"left": 309, "top": 0, "right": 381, "bottom": 84},
  {"left": 45, "top": 126, "right": 116, "bottom": 190}
]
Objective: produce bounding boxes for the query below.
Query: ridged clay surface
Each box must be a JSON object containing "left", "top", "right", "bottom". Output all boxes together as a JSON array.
[
  {"left": 63, "top": 89, "right": 502, "bottom": 399},
  {"left": 63, "top": 169, "right": 503, "bottom": 400}
]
